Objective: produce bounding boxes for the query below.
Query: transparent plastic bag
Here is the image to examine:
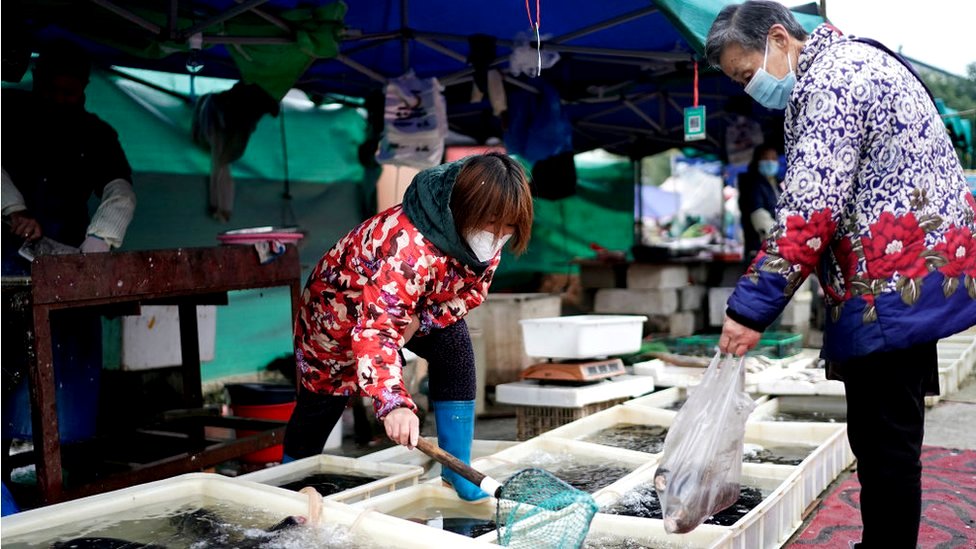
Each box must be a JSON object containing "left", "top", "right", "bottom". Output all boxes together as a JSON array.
[{"left": 653, "top": 353, "right": 756, "bottom": 534}]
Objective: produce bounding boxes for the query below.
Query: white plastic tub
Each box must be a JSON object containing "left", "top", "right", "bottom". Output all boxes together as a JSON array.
[
  {"left": 749, "top": 396, "right": 847, "bottom": 424},
  {"left": 351, "top": 483, "right": 498, "bottom": 543},
  {"left": 0, "top": 473, "right": 490, "bottom": 548},
  {"left": 358, "top": 439, "right": 519, "bottom": 481},
  {"left": 471, "top": 436, "right": 655, "bottom": 497},
  {"left": 537, "top": 404, "right": 676, "bottom": 458},
  {"left": 583, "top": 512, "right": 735, "bottom": 549},
  {"left": 595, "top": 462, "right": 803, "bottom": 549},
  {"left": 238, "top": 454, "right": 423, "bottom": 504},
  {"left": 626, "top": 386, "right": 771, "bottom": 411},
  {"left": 495, "top": 375, "right": 656, "bottom": 408},
  {"left": 519, "top": 314, "right": 647, "bottom": 359}
]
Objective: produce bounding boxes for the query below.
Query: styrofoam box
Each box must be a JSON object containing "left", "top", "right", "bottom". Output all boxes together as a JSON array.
[
  {"left": 238, "top": 453, "right": 423, "bottom": 504},
  {"left": 495, "top": 375, "right": 656, "bottom": 408},
  {"left": 594, "top": 462, "right": 804, "bottom": 549},
  {"left": 519, "top": 314, "right": 648, "bottom": 359},
  {"left": 358, "top": 439, "right": 519, "bottom": 481},
  {"left": 350, "top": 483, "right": 498, "bottom": 545},
  {"left": 471, "top": 436, "right": 656, "bottom": 498},
  {"left": 0, "top": 473, "right": 489, "bottom": 548}
]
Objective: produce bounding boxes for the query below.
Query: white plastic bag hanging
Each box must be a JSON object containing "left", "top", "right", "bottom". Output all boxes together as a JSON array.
[
  {"left": 377, "top": 71, "right": 448, "bottom": 169},
  {"left": 653, "top": 353, "right": 756, "bottom": 534}
]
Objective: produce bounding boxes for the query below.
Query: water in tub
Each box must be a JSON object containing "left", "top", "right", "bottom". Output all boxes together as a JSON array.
[
  {"left": 580, "top": 423, "right": 669, "bottom": 454},
  {"left": 3, "top": 501, "right": 378, "bottom": 548},
  {"left": 742, "top": 442, "right": 816, "bottom": 466},
  {"left": 602, "top": 483, "right": 768, "bottom": 526},
  {"left": 278, "top": 472, "right": 382, "bottom": 496},
  {"left": 384, "top": 501, "right": 496, "bottom": 538},
  {"left": 485, "top": 450, "right": 634, "bottom": 493},
  {"left": 766, "top": 409, "right": 846, "bottom": 423}
]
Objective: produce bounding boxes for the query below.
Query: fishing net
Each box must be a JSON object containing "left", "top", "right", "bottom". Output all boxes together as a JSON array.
[{"left": 495, "top": 468, "right": 599, "bottom": 549}]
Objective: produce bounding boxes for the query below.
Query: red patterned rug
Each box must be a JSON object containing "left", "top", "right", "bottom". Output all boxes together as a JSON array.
[{"left": 789, "top": 446, "right": 976, "bottom": 548}]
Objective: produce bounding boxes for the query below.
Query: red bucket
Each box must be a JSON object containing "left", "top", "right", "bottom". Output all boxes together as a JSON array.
[
  {"left": 226, "top": 383, "right": 296, "bottom": 464},
  {"left": 231, "top": 401, "right": 296, "bottom": 463}
]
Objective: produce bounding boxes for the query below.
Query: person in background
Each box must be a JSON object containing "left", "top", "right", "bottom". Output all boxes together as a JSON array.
[
  {"left": 706, "top": 2, "right": 976, "bottom": 547},
  {"left": 1, "top": 40, "right": 136, "bottom": 511},
  {"left": 285, "top": 153, "right": 533, "bottom": 501},
  {"left": 738, "top": 143, "right": 783, "bottom": 258}
]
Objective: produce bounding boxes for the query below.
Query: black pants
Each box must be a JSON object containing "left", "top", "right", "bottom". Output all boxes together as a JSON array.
[
  {"left": 840, "top": 340, "right": 936, "bottom": 549},
  {"left": 283, "top": 319, "right": 476, "bottom": 458}
]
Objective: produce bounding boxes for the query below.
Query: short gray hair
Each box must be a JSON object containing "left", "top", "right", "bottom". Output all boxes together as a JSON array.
[{"left": 705, "top": 1, "right": 808, "bottom": 68}]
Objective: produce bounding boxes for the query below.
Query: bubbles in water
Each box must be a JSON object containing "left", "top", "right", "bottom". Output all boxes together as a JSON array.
[
  {"left": 602, "top": 483, "right": 767, "bottom": 527},
  {"left": 581, "top": 424, "right": 669, "bottom": 454},
  {"left": 488, "top": 451, "right": 634, "bottom": 493}
]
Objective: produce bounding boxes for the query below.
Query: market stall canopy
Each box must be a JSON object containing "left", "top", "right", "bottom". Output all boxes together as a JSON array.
[{"left": 3, "top": 0, "right": 823, "bottom": 157}]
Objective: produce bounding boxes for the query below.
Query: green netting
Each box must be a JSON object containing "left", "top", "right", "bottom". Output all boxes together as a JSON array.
[{"left": 496, "top": 468, "right": 599, "bottom": 549}]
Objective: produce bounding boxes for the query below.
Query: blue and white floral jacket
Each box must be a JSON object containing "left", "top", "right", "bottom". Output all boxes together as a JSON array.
[{"left": 726, "top": 24, "right": 976, "bottom": 361}]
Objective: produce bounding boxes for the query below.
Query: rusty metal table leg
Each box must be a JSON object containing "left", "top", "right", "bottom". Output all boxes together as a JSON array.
[
  {"left": 28, "top": 304, "right": 63, "bottom": 504},
  {"left": 178, "top": 303, "right": 203, "bottom": 409}
]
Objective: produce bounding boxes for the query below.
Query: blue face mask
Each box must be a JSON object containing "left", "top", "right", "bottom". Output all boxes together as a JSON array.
[
  {"left": 744, "top": 38, "right": 795, "bottom": 110},
  {"left": 758, "top": 159, "right": 780, "bottom": 178}
]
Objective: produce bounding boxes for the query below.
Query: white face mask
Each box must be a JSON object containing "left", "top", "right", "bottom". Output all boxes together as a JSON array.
[{"left": 465, "top": 230, "right": 511, "bottom": 262}]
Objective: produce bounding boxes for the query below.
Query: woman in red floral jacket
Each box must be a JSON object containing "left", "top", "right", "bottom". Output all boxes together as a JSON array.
[
  {"left": 284, "top": 153, "right": 532, "bottom": 501},
  {"left": 707, "top": 2, "right": 976, "bottom": 546}
]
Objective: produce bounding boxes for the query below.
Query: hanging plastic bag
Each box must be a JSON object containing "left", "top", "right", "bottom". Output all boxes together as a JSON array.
[{"left": 653, "top": 353, "right": 756, "bottom": 534}]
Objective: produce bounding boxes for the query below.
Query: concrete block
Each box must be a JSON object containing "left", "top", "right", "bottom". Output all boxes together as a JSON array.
[
  {"left": 669, "top": 312, "right": 697, "bottom": 337},
  {"left": 594, "top": 289, "right": 678, "bottom": 316},
  {"left": 579, "top": 263, "right": 625, "bottom": 289},
  {"left": 781, "top": 291, "right": 813, "bottom": 327},
  {"left": 679, "top": 285, "right": 706, "bottom": 312},
  {"left": 626, "top": 265, "right": 689, "bottom": 289},
  {"left": 708, "top": 287, "right": 736, "bottom": 327}
]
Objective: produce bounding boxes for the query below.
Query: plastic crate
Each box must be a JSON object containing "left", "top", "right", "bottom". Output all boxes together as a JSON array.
[
  {"left": 758, "top": 331, "right": 803, "bottom": 358},
  {"left": 515, "top": 397, "right": 630, "bottom": 440},
  {"left": 238, "top": 453, "right": 423, "bottom": 504},
  {"left": 0, "top": 473, "right": 490, "bottom": 548}
]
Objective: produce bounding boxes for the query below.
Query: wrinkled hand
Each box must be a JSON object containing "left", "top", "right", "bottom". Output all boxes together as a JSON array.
[
  {"left": 382, "top": 407, "right": 419, "bottom": 449},
  {"left": 80, "top": 235, "right": 111, "bottom": 253},
  {"left": 9, "top": 212, "right": 42, "bottom": 241},
  {"left": 719, "top": 316, "right": 761, "bottom": 357},
  {"left": 403, "top": 315, "right": 421, "bottom": 343}
]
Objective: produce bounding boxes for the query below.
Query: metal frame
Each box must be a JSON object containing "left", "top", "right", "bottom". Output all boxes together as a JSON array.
[{"left": 23, "top": 245, "right": 303, "bottom": 504}]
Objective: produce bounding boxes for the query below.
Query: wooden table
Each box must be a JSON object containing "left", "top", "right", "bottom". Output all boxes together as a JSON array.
[{"left": 20, "top": 245, "right": 302, "bottom": 504}]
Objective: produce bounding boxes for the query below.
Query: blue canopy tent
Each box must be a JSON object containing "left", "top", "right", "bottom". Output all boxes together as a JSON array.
[{"left": 4, "top": 0, "right": 824, "bottom": 158}]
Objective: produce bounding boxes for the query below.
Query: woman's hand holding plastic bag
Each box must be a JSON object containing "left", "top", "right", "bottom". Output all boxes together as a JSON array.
[{"left": 653, "top": 352, "right": 756, "bottom": 534}]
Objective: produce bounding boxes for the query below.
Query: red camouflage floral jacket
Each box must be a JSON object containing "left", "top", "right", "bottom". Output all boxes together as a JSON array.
[{"left": 294, "top": 205, "right": 498, "bottom": 417}]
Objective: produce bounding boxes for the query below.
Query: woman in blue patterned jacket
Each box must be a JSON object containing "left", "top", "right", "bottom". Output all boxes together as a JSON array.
[{"left": 706, "top": 2, "right": 976, "bottom": 547}]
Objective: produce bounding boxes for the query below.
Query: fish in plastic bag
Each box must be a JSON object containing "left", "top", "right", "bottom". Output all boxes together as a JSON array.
[{"left": 653, "top": 353, "right": 756, "bottom": 533}]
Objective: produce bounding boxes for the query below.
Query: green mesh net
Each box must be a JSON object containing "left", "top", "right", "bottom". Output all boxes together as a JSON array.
[{"left": 495, "top": 468, "right": 599, "bottom": 549}]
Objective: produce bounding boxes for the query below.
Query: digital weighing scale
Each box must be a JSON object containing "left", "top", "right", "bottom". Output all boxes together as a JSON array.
[{"left": 519, "top": 358, "right": 627, "bottom": 383}]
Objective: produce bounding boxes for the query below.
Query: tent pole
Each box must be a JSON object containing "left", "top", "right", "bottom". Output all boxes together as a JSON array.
[
  {"left": 234, "top": 0, "right": 292, "bottom": 34},
  {"left": 634, "top": 158, "right": 643, "bottom": 249},
  {"left": 415, "top": 37, "right": 466, "bottom": 63},
  {"left": 551, "top": 6, "right": 658, "bottom": 44},
  {"left": 624, "top": 100, "right": 664, "bottom": 133},
  {"left": 90, "top": 0, "right": 161, "bottom": 35},
  {"left": 335, "top": 54, "right": 387, "bottom": 83},
  {"left": 182, "top": 0, "right": 270, "bottom": 39},
  {"left": 167, "top": 0, "right": 178, "bottom": 40},
  {"left": 400, "top": 0, "right": 409, "bottom": 73}
]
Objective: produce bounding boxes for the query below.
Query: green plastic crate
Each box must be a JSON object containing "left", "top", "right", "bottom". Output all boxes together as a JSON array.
[{"left": 671, "top": 332, "right": 802, "bottom": 359}]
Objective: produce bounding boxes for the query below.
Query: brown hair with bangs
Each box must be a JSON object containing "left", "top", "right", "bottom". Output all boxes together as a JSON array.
[{"left": 450, "top": 152, "right": 534, "bottom": 255}]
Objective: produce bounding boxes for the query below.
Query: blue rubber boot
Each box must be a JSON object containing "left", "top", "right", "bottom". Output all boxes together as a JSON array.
[
  {"left": 433, "top": 400, "right": 489, "bottom": 501},
  {"left": 281, "top": 454, "right": 296, "bottom": 464},
  {"left": 2, "top": 481, "right": 19, "bottom": 517}
]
